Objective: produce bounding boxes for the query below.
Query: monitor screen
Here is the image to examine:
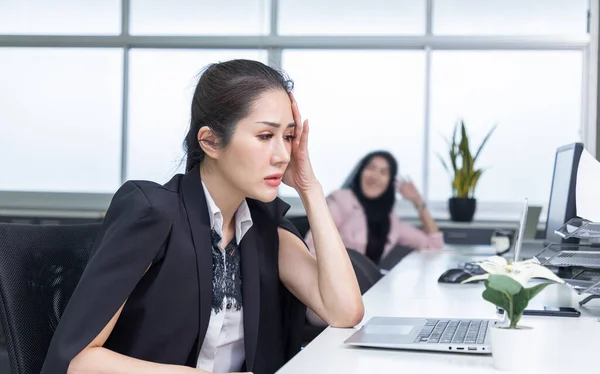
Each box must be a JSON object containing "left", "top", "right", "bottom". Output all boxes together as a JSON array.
[{"left": 544, "top": 143, "right": 583, "bottom": 244}]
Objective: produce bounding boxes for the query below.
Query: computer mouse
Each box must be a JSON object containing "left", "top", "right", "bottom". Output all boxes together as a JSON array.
[{"left": 437, "top": 268, "right": 474, "bottom": 284}]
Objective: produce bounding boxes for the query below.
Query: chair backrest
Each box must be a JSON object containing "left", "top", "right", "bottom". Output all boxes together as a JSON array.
[
  {"left": 378, "top": 244, "right": 413, "bottom": 271},
  {"left": 345, "top": 248, "right": 383, "bottom": 294},
  {"left": 0, "top": 223, "right": 101, "bottom": 374}
]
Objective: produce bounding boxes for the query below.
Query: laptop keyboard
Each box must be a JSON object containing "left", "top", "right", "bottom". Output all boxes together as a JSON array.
[{"left": 414, "top": 319, "right": 489, "bottom": 345}]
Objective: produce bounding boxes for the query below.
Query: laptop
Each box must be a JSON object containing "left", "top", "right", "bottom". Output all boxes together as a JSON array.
[
  {"left": 513, "top": 198, "right": 528, "bottom": 262},
  {"left": 343, "top": 316, "right": 494, "bottom": 354},
  {"left": 343, "top": 199, "right": 530, "bottom": 354}
]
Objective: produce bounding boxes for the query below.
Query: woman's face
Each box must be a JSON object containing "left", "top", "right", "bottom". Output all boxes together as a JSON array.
[
  {"left": 360, "top": 156, "right": 391, "bottom": 199},
  {"left": 215, "top": 89, "right": 295, "bottom": 202}
]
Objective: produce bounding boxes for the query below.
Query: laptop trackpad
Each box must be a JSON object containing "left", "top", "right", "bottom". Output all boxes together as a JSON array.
[{"left": 365, "top": 325, "right": 414, "bottom": 335}]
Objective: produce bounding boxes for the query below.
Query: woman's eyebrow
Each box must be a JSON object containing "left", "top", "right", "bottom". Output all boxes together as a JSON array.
[{"left": 255, "top": 121, "right": 297, "bottom": 128}]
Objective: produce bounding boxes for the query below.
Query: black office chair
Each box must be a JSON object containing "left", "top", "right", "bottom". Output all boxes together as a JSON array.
[
  {"left": 345, "top": 248, "right": 383, "bottom": 294},
  {"left": 378, "top": 244, "right": 414, "bottom": 271},
  {"left": 0, "top": 323, "right": 9, "bottom": 374},
  {"left": 286, "top": 215, "right": 383, "bottom": 291},
  {"left": 0, "top": 223, "right": 101, "bottom": 374}
]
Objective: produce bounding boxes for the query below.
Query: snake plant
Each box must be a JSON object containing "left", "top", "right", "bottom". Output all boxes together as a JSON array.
[{"left": 438, "top": 120, "right": 496, "bottom": 198}]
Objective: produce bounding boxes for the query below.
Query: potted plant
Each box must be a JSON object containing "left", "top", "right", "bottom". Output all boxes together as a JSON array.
[
  {"left": 438, "top": 120, "right": 496, "bottom": 222},
  {"left": 462, "top": 256, "right": 565, "bottom": 371}
]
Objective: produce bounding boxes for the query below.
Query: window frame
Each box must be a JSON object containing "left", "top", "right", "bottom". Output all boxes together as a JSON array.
[{"left": 0, "top": 0, "right": 596, "bottom": 222}]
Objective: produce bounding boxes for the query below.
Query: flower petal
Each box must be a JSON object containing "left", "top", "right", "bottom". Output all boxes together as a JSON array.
[
  {"left": 478, "top": 256, "right": 508, "bottom": 274},
  {"left": 522, "top": 263, "right": 565, "bottom": 284},
  {"left": 518, "top": 258, "right": 541, "bottom": 265},
  {"left": 506, "top": 272, "right": 529, "bottom": 287},
  {"left": 461, "top": 274, "right": 489, "bottom": 284},
  {"left": 507, "top": 263, "right": 564, "bottom": 285},
  {"left": 487, "top": 256, "right": 509, "bottom": 266}
]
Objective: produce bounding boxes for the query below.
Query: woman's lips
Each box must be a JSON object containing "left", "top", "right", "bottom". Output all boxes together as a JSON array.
[{"left": 265, "top": 176, "right": 282, "bottom": 187}]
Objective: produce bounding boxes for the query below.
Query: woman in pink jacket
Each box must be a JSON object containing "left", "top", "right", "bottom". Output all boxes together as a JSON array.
[{"left": 305, "top": 150, "right": 444, "bottom": 266}]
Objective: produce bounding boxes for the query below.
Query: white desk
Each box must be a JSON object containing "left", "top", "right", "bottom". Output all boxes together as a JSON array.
[{"left": 277, "top": 247, "right": 600, "bottom": 374}]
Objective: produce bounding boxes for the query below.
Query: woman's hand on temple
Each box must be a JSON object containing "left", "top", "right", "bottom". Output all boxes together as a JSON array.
[{"left": 282, "top": 93, "right": 320, "bottom": 194}]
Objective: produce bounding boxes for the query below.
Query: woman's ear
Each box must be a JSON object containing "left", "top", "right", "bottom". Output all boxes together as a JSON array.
[{"left": 197, "top": 126, "right": 220, "bottom": 159}]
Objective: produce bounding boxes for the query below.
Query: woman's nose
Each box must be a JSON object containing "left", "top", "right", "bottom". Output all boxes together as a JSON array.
[{"left": 271, "top": 138, "right": 290, "bottom": 165}]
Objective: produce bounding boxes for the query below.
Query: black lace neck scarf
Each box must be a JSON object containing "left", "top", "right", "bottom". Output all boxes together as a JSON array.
[{"left": 210, "top": 229, "right": 243, "bottom": 313}]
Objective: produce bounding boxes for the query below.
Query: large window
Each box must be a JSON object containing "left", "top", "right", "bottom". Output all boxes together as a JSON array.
[
  {"left": 0, "top": 0, "right": 595, "bottom": 218},
  {"left": 127, "top": 50, "right": 267, "bottom": 183},
  {"left": 428, "top": 51, "right": 583, "bottom": 208},
  {"left": 280, "top": 50, "right": 426, "bottom": 198},
  {"left": 0, "top": 48, "right": 123, "bottom": 193},
  {"left": 278, "top": 0, "right": 425, "bottom": 36},
  {"left": 433, "top": 0, "right": 588, "bottom": 35},
  {"left": 130, "top": 0, "right": 270, "bottom": 36},
  {"left": 0, "top": 0, "right": 121, "bottom": 35}
]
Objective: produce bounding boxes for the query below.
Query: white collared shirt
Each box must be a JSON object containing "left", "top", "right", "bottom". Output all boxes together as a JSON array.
[{"left": 196, "top": 181, "right": 253, "bottom": 373}]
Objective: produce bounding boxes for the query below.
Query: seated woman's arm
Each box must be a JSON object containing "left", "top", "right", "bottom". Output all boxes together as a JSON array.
[
  {"left": 396, "top": 180, "right": 443, "bottom": 250},
  {"left": 69, "top": 298, "right": 251, "bottom": 374},
  {"left": 393, "top": 216, "right": 444, "bottom": 250},
  {"left": 303, "top": 190, "right": 347, "bottom": 255},
  {"left": 279, "top": 184, "right": 364, "bottom": 328},
  {"left": 69, "top": 300, "right": 197, "bottom": 374},
  {"left": 414, "top": 202, "right": 441, "bottom": 236},
  {"left": 279, "top": 101, "right": 363, "bottom": 328},
  {"left": 300, "top": 190, "right": 354, "bottom": 327}
]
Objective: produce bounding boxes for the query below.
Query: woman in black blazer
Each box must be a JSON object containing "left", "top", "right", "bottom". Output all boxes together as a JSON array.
[{"left": 41, "top": 60, "right": 364, "bottom": 374}]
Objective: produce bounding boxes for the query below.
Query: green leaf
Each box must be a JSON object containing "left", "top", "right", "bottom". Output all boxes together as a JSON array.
[
  {"left": 485, "top": 275, "right": 525, "bottom": 326},
  {"left": 503, "top": 282, "right": 554, "bottom": 328},
  {"left": 460, "top": 120, "right": 469, "bottom": 153},
  {"left": 486, "top": 274, "right": 523, "bottom": 296},
  {"left": 455, "top": 169, "right": 469, "bottom": 198},
  {"left": 448, "top": 123, "right": 459, "bottom": 173},
  {"left": 525, "top": 282, "right": 554, "bottom": 301},
  {"left": 510, "top": 287, "right": 530, "bottom": 328},
  {"left": 459, "top": 129, "right": 471, "bottom": 174},
  {"left": 442, "top": 120, "right": 496, "bottom": 198},
  {"left": 473, "top": 124, "right": 497, "bottom": 164},
  {"left": 468, "top": 169, "right": 483, "bottom": 197},
  {"left": 482, "top": 287, "right": 511, "bottom": 312},
  {"left": 451, "top": 121, "right": 458, "bottom": 149},
  {"left": 449, "top": 145, "right": 458, "bottom": 173},
  {"left": 483, "top": 277, "right": 553, "bottom": 328}
]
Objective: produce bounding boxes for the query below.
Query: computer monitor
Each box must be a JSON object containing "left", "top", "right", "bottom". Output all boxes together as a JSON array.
[{"left": 543, "top": 142, "right": 584, "bottom": 245}]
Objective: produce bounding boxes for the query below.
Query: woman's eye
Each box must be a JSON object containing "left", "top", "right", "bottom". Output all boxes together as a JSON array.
[
  {"left": 284, "top": 134, "right": 297, "bottom": 141},
  {"left": 258, "top": 134, "right": 273, "bottom": 140}
]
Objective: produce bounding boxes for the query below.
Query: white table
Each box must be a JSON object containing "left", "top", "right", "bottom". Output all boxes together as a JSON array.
[{"left": 277, "top": 247, "right": 600, "bottom": 374}]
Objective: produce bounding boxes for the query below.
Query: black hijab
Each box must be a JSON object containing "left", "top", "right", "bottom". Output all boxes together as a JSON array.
[{"left": 345, "top": 151, "right": 398, "bottom": 264}]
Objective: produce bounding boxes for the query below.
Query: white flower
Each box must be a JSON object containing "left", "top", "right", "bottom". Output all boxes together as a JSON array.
[{"left": 461, "top": 256, "right": 564, "bottom": 286}]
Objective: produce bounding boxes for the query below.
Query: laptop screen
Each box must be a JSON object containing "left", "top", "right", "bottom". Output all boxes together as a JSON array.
[{"left": 513, "top": 198, "right": 528, "bottom": 262}]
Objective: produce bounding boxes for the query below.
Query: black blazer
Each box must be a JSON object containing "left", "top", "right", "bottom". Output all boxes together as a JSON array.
[{"left": 41, "top": 166, "right": 307, "bottom": 374}]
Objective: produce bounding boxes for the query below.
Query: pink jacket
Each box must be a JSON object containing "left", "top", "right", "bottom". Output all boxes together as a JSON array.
[{"left": 304, "top": 189, "right": 444, "bottom": 259}]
